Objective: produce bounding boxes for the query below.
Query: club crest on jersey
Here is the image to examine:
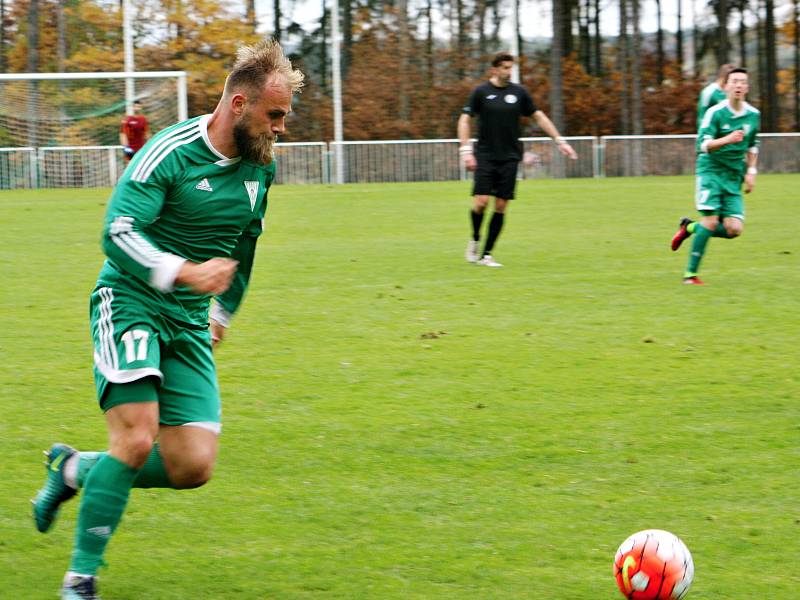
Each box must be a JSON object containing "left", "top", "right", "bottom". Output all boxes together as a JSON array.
[
  {"left": 244, "top": 181, "right": 259, "bottom": 211},
  {"left": 504, "top": 94, "right": 518, "bottom": 104},
  {"left": 743, "top": 124, "right": 751, "bottom": 134}
]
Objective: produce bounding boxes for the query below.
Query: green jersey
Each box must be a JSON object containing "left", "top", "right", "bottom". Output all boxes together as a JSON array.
[
  {"left": 99, "top": 114, "right": 275, "bottom": 327},
  {"left": 696, "top": 100, "right": 760, "bottom": 177},
  {"left": 697, "top": 82, "right": 727, "bottom": 129}
]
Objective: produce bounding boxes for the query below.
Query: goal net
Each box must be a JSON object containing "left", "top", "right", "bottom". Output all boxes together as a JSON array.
[{"left": 0, "top": 71, "right": 187, "bottom": 149}]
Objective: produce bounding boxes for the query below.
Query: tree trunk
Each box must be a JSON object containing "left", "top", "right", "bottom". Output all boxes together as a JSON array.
[
  {"left": 794, "top": 0, "right": 799, "bottom": 128},
  {"left": 563, "top": 0, "right": 574, "bottom": 56},
  {"left": 273, "top": 0, "right": 281, "bottom": 42},
  {"left": 0, "top": 0, "right": 5, "bottom": 72},
  {"left": 28, "top": 0, "right": 40, "bottom": 148},
  {"left": 515, "top": 0, "right": 523, "bottom": 66},
  {"left": 320, "top": 5, "right": 328, "bottom": 92},
  {"left": 343, "top": 0, "right": 352, "bottom": 74},
  {"left": 716, "top": 0, "right": 730, "bottom": 65},
  {"left": 619, "top": 0, "right": 630, "bottom": 134},
  {"left": 490, "top": 0, "right": 501, "bottom": 48},
  {"left": 593, "top": 0, "right": 602, "bottom": 76},
  {"left": 692, "top": 0, "right": 700, "bottom": 77},
  {"left": 757, "top": 0, "right": 766, "bottom": 105},
  {"left": 246, "top": 0, "right": 257, "bottom": 29},
  {"left": 426, "top": 0, "right": 434, "bottom": 88},
  {"left": 455, "top": 0, "right": 467, "bottom": 79},
  {"left": 27, "top": 0, "right": 40, "bottom": 72},
  {"left": 631, "top": 0, "right": 643, "bottom": 135},
  {"left": 550, "top": 0, "right": 565, "bottom": 130},
  {"left": 478, "top": 0, "right": 487, "bottom": 57},
  {"left": 676, "top": 0, "right": 683, "bottom": 75},
  {"left": 578, "top": 0, "right": 591, "bottom": 73},
  {"left": 738, "top": 9, "right": 746, "bottom": 69},
  {"left": 57, "top": 0, "right": 67, "bottom": 71},
  {"left": 551, "top": 0, "right": 566, "bottom": 176},
  {"left": 763, "top": 0, "right": 778, "bottom": 130},
  {"left": 397, "top": 0, "right": 410, "bottom": 123},
  {"left": 655, "top": 0, "right": 664, "bottom": 83}
]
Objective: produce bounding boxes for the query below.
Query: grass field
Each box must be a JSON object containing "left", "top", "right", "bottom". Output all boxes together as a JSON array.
[{"left": 1, "top": 175, "right": 799, "bottom": 599}]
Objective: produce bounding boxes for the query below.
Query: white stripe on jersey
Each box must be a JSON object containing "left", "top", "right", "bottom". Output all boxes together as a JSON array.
[
  {"left": 112, "top": 233, "right": 159, "bottom": 268},
  {"left": 97, "top": 287, "right": 119, "bottom": 371},
  {"left": 110, "top": 216, "right": 133, "bottom": 235},
  {"left": 699, "top": 101, "right": 727, "bottom": 130},
  {"left": 124, "top": 231, "right": 168, "bottom": 263},
  {"left": 93, "top": 358, "right": 163, "bottom": 385},
  {"left": 134, "top": 131, "right": 203, "bottom": 183},
  {"left": 96, "top": 288, "right": 110, "bottom": 368},
  {"left": 699, "top": 83, "right": 719, "bottom": 109},
  {"left": 131, "top": 120, "right": 201, "bottom": 182},
  {"left": 94, "top": 286, "right": 164, "bottom": 383}
]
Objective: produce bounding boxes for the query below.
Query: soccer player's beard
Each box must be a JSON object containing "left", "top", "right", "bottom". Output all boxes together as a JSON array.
[{"left": 233, "top": 117, "right": 275, "bottom": 165}]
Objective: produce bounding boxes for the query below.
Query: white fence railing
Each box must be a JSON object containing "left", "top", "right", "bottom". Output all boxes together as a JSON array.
[{"left": 1, "top": 135, "right": 797, "bottom": 189}]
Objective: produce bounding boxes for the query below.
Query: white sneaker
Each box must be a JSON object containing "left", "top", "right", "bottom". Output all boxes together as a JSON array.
[
  {"left": 465, "top": 240, "right": 479, "bottom": 263},
  {"left": 477, "top": 254, "right": 503, "bottom": 267}
]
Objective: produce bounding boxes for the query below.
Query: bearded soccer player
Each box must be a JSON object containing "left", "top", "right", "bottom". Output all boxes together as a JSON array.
[
  {"left": 670, "top": 68, "right": 759, "bottom": 285},
  {"left": 119, "top": 101, "right": 150, "bottom": 161},
  {"left": 31, "top": 39, "right": 304, "bottom": 599},
  {"left": 458, "top": 52, "right": 577, "bottom": 267}
]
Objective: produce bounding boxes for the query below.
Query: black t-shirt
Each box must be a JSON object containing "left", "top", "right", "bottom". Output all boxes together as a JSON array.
[{"left": 463, "top": 81, "right": 538, "bottom": 161}]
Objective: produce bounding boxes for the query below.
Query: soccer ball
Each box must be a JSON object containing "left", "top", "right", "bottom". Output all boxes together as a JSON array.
[{"left": 613, "top": 529, "right": 694, "bottom": 599}]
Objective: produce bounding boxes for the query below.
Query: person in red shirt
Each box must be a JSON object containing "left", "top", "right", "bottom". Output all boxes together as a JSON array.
[{"left": 120, "top": 101, "right": 150, "bottom": 161}]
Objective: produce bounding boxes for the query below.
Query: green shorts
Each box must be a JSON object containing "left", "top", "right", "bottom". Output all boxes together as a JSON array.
[
  {"left": 90, "top": 285, "right": 221, "bottom": 433},
  {"left": 694, "top": 171, "right": 745, "bottom": 220}
]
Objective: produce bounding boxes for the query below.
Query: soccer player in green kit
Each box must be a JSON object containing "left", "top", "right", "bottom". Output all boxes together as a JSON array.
[
  {"left": 696, "top": 63, "right": 733, "bottom": 128},
  {"left": 31, "top": 39, "right": 304, "bottom": 599},
  {"left": 670, "top": 68, "right": 759, "bottom": 285}
]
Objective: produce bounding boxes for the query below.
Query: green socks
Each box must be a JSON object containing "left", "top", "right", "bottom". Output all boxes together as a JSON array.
[
  {"left": 68, "top": 446, "right": 175, "bottom": 575},
  {"left": 685, "top": 223, "right": 712, "bottom": 276},
  {"left": 77, "top": 444, "right": 174, "bottom": 489},
  {"left": 70, "top": 455, "right": 139, "bottom": 575},
  {"left": 684, "top": 222, "right": 733, "bottom": 277}
]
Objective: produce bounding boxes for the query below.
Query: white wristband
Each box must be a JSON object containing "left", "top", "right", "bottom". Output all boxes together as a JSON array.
[
  {"left": 747, "top": 167, "right": 757, "bottom": 175},
  {"left": 459, "top": 145, "right": 473, "bottom": 155}
]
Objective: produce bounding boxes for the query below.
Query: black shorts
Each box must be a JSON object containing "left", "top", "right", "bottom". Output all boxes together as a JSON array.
[{"left": 472, "top": 159, "right": 519, "bottom": 200}]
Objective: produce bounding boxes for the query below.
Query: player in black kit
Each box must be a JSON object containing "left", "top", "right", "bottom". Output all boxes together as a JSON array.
[{"left": 457, "top": 52, "right": 577, "bottom": 267}]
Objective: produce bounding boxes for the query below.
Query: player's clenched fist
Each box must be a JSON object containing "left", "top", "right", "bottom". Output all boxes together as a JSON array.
[
  {"left": 176, "top": 257, "right": 238, "bottom": 295},
  {"left": 727, "top": 129, "right": 745, "bottom": 143}
]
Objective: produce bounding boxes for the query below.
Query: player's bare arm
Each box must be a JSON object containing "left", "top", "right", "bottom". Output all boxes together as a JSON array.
[
  {"left": 533, "top": 110, "right": 577, "bottom": 159},
  {"left": 744, "top": 150, "right": 758, "bottom": 193},
  {"left": 175, "top": 258, "right": 238, "bottom": 295},
  {"left": 457, "top": 113, "right": 477, "bottom": 171}
]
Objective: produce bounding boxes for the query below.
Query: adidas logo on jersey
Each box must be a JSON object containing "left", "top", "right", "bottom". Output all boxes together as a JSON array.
[{"left": 195, "top": 178, "right": 213, "bottom": 192}]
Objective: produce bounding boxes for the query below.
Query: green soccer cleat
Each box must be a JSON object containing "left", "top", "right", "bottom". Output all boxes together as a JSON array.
[
  {"left": 61, "top": 574, "right": 100, "bottom": 600},
  {"left": 32, "top": 443, "right": 77, "bottom": 533}
]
